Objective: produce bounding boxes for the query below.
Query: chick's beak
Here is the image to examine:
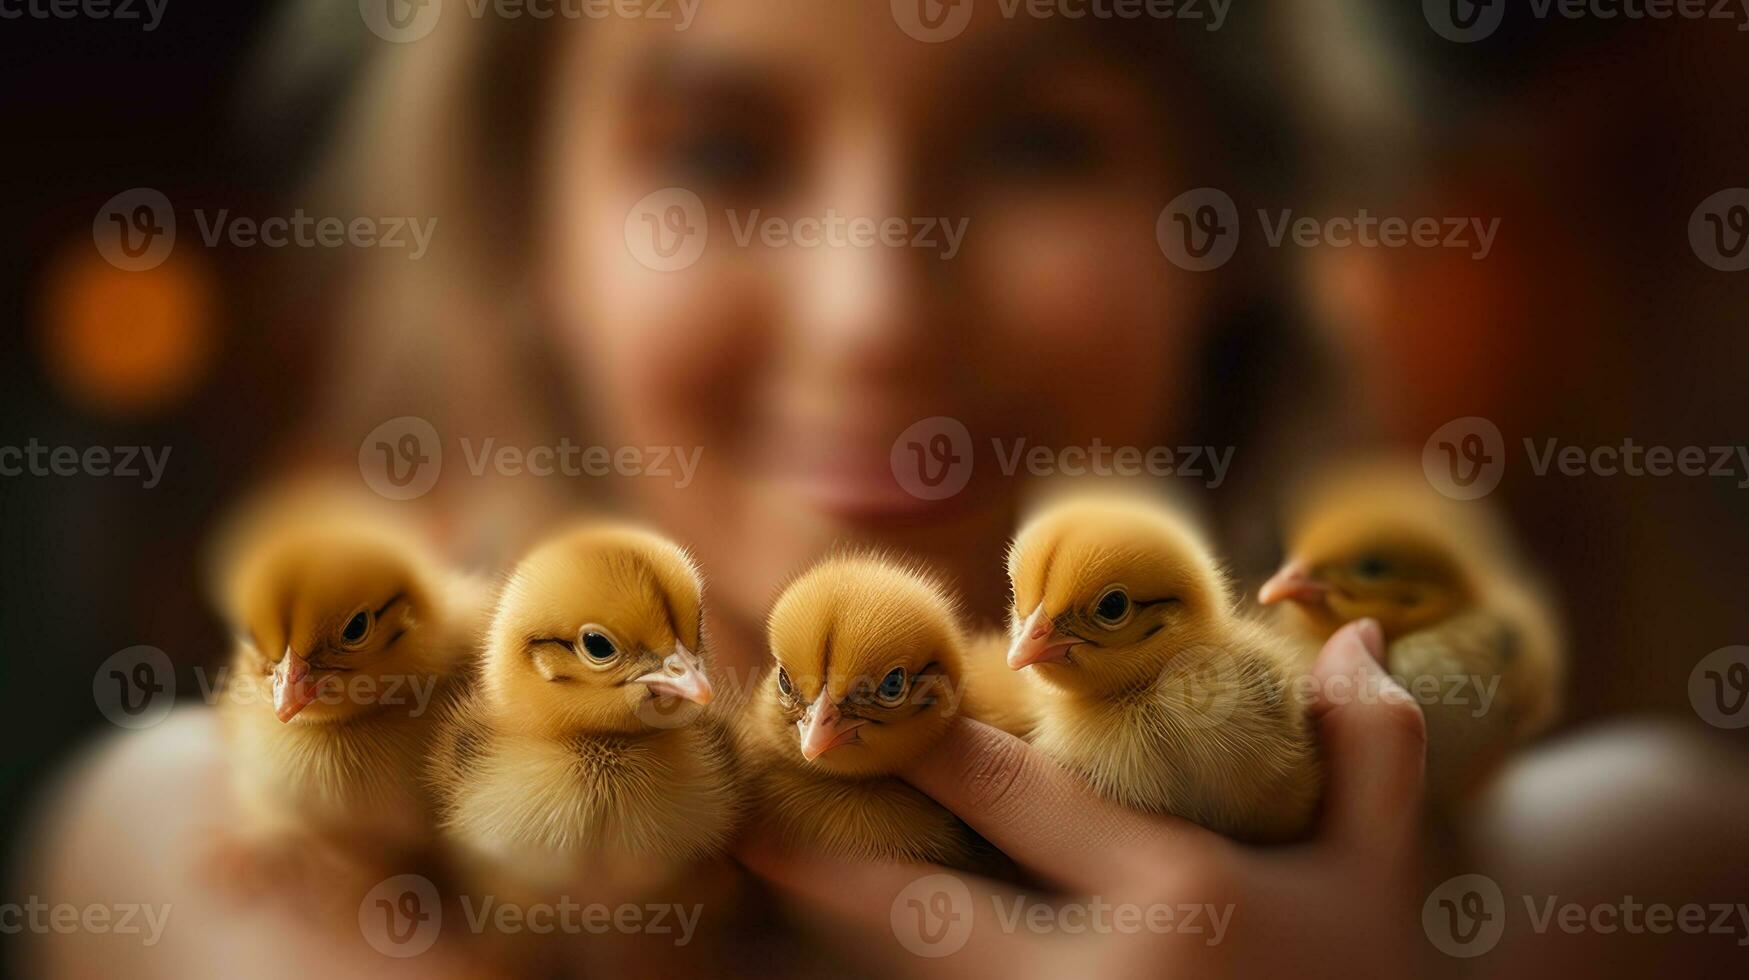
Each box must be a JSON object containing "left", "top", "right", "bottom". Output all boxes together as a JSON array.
[
  {"left": 272, "top": 649, "right": 317, "bottom": 723},
  {"left": 797, "top": 698, "right": 863, "bottom": 761},
  {"left": 633, "top": 644, "right": 714, "bottom": 705},
  {"left": 1259, "top": 562, "right": 1330, "bottom": 606},
  {"left": 1007, "top": 606, "right": 1078, "bottom": 670}
]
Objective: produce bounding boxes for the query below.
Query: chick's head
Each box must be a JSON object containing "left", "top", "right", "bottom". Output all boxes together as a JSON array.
[
  {"left": 1006, "top": 495, "right": 1230, "bottom": 697},
  {"left": 1260, "top": 462, "right": 1490, "bottom": 642},
  {"left": 228, "top": 524, "right": 440, "bottom": 725},
  {"left": 484, "top": 525, "right": 712, "bottom": 738},
  {"left": 765, "top": 555, "right": 964, "bottom": 779}
]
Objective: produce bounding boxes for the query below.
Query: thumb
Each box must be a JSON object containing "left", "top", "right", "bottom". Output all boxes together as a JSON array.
[{"left": 1307, "top": 618, "right": 1427, "bottom": 857}]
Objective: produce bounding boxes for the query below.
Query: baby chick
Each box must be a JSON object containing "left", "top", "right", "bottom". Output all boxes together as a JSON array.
[
  {"left": 427, "top": 523, "right": 738, "bottom": 893},
  {"left": 746, "top": 554, "right": 990, "bottom": 868},
  {"left": 1006, "top": 494, "right": 1321, "bottom": 843},
  {"left": 1259, "top": 461, "right": 1563, "bottom": 802},
  {"left": 214, "top": 499, "right": 491, "bottom": 874}
]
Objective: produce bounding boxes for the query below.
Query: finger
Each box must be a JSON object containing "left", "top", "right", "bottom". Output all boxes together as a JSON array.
[
  {"left": 901, "top": 717, "right": 1225, "bottom": 892},
  {"left": 1307, "top": 618, "right": 1427, "bottom": 856},
  {"left": 735, "top": 836, "right": 1069, "bottom": 980}
]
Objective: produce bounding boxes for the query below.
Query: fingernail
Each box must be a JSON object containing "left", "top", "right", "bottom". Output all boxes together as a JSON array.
[{"left": 1355, "top": 618, "right": 1385, "bottom": 666}]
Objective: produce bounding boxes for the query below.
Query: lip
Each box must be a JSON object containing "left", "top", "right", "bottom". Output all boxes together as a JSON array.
[
  {"left": 765, "top": 436, "right": 977, "bottom": 524},
  {"left": 787, "top": 470, "right": 971, "bottom": 523}
]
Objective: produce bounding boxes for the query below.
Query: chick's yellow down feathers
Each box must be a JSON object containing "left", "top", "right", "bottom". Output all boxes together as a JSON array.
[
  {"left": 1260, "top": 461, "right": 1564, "bottom": 801},
  {"left": 746, "top": 555, "right": 991, "bottom": 868},
  {"left": 1006, "top": 494, "right": 1321, "bottom": 843},
  {"left": 427, "top": 524, "right": 740, "bottom": 891},
  {"left": 213, "top": 497, "right": 491, "bottom": 865}
]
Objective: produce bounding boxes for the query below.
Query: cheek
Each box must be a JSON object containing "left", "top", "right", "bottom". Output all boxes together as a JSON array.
[{"left": 558, "top": 192, "right": 768, "bottom": 443}]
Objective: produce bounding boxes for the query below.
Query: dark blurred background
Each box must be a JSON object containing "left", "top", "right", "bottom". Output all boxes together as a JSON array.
[{"left": 3, "top": 0, "right": 1747, "bottom": 905}]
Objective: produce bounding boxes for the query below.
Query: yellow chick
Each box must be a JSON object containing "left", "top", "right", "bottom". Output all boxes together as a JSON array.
[
  {"left": 957, "top": 629, "right": 1041, "bottom": 738},
  {"left": 427, "top": 523, "right": 738, "bottom": 893},
  {"left": 746, "top": 554, "right": 991, "bottom": 868},
  {"left": 214, "top": 501, "right": 491, "bottom": 873},
  {"left": 1006, "top": 494, "right": 1320, "bottom": 843},
  {"left": 1259, "top": 461, "right": 1563, "bottom": 802}
]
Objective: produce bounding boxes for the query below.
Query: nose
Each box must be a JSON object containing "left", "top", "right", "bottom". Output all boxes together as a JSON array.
[{"left": 789, "top": 137, "right": 952, "bottom": 388}]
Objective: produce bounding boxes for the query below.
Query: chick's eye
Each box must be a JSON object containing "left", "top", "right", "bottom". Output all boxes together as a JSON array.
[
  {"left": 1354, "top": 556, "right": 1390, "bottom": 579},
  {"left": 876, "top": 667, "right": 908, "bottom": 706},
  {"left": 340, "top": 611, "right": 371, "bottom": 645},
  {"left": 580, "top": 631, "right": 617, "bottom": 661},
  {"left": 1093, "top": 587, "right": 1130, "bottom": 626},
  {"left": 776, "top": 667, "right": 795, "bottom": 697}
]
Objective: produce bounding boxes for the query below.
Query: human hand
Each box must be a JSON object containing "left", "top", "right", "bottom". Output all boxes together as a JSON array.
[{"left": 738, "top": 620, "right": 1442, "bottom": 978}]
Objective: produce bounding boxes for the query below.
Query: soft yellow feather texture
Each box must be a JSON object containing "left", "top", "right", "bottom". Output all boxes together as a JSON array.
[
  {"left": 427, "top": 522, "right": 742, "bottom": 892},
  {"left": 1270, "top": 460, "right": 1565, "bottom": 802},
  {"left": 214, "top": 495, "right": 491, "bottom": 858},
  {"left": 1006, "top": 493, "right": 1321, "bottom": 843},
  {"left": 743, "top": 553, "right": 990, "bottom": 868}
]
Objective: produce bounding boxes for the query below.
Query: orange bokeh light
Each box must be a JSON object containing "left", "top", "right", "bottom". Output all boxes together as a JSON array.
[{"left": 39, "top": 240, "right": 219, "bottom": 420}]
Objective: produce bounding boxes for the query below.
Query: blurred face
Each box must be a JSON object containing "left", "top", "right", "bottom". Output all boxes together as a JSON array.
[{"left": 541, "top": 1, "right": 1209, "bottom": 654}]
